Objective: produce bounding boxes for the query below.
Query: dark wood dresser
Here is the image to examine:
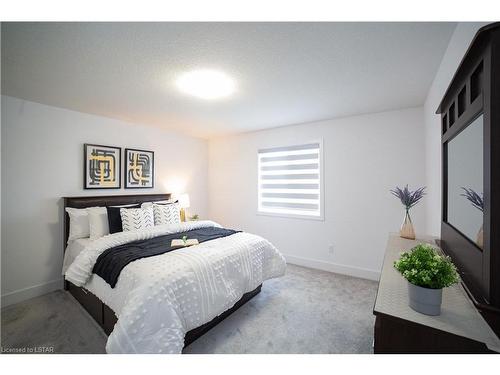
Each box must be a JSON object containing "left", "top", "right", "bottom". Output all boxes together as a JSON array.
[{"left": 373, "top": 234, "right": 500, "bottom": 353}]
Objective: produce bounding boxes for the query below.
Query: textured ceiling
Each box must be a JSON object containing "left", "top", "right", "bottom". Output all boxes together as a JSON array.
[{"left": 1, "top": 22, "right": 456, "bottom": 139}]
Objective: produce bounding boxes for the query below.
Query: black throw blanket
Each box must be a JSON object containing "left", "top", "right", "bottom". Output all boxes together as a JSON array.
[{"left": 93, "top": 227, "right": 240, "bottom": 288}]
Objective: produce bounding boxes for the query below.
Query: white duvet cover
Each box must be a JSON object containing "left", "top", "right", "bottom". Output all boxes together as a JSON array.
[{"left": 65, "top": 220, "right": 286, "bottom": 353}]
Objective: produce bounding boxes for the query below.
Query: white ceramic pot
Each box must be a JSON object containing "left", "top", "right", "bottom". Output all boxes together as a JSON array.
[{"left": 407, "top": 281, "right": 443, "bottom": 316}]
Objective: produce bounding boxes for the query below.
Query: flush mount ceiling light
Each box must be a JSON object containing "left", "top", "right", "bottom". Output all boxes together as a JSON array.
[{"left": 175, "top": 69, "right": 236, "bottom": 100}]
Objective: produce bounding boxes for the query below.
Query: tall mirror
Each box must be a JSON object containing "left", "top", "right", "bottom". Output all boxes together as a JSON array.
[{"left": 447, "top": 114, "right": 484, "bottom": 249}]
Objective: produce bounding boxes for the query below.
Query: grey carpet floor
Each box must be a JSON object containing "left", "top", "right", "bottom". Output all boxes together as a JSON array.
[{"left": 1, "top": 264, "right": 377, "bottom": 354}]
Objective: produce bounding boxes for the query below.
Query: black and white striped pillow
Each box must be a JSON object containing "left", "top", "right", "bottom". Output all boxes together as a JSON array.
[
  {"left": 120, "top": 206, "right": 154, "bottom": 232},
  {"left": 153, "top": 202, "right": 180, "bottom": 225}
]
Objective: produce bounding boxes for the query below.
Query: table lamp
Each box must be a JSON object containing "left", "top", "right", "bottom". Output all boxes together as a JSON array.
[{"left": 178, "top": 193, "right": 190, "bottom": 222}]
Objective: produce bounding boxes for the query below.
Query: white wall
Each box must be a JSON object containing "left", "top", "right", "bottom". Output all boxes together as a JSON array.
[
  {"left": 1, "top": 95, "right": 208, "bottom": 306},
  {"left": 423, "top": 22, "right": 489, "bottom": 236},
  {"left": 208, "top": 107, "right": 426, "bottom": 280}
]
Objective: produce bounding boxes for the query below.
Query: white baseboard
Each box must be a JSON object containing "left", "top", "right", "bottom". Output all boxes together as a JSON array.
[
  {"left": 2, "top": 254, "right": 380, "bottom": 307},
  {"left": 0, "top": 257, "right": 378, "bottom": 307},
  {"left": 283, "top": 253, "right": 380, "bottom": 281},
  {"left": 1, "top": 278, "right": 63, "bottom": 307}
]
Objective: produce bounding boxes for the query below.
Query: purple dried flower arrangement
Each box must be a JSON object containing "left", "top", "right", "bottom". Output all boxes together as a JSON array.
[
  {"left": 461, "top": 187, "right": 484, "bottom": 212},
  {"left": 390, "top": 185, "right": 426, "bottom": 211},
  {"left": 390, "top": 185, "right": 426, "bottom": 240}
]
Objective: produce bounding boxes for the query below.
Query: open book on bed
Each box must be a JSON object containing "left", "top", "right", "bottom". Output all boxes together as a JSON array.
[{"left": 171, "top": 238, "right": 199, "bottom": 247}]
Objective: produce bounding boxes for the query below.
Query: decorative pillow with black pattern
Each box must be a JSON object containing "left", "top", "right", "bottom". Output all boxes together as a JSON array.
[
  {"left": 152, "top": 202, "right": 180, "bottom": 225},
  {"left": 120, "top": 206, "right": 155, "bottom": 232},
  {"left": 107, "top": 204, "right": 141, "bottom": 234}
]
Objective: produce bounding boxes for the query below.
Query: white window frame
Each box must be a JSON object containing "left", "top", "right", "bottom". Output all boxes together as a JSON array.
[{"left": 256, "top": 139, "right": 324, "bottom": 221}]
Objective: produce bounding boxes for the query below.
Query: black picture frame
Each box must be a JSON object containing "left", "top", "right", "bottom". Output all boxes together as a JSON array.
[
  {"left": 124, "top": 148, "right": 155, "bottom": 189},
  {"left": 84, "top": 143, "right": 121, "bottom": 189}
]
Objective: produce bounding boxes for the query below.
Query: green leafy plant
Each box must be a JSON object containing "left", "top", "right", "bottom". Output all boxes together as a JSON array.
[
  {"left": 189, "top": 214, "right": 199, "bottom": 221},
  {"left": 394, "top": 243, "right": 459, "bottom": 289},
  {"left": 182, "top": 235, "right": 188, "bottom": 245}
]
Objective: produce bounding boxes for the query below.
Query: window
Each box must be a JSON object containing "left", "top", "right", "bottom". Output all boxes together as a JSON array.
[{"left": 258, "top": 142, "right": 323, "bottom": 219}]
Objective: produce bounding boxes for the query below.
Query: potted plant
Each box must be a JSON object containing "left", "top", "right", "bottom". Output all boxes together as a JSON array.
[
  {"left": 394, "top": 243, "right": 459, "bottom": 316},
  {"left": 390, "top": 185, "right": 426, "bottom": 240}
]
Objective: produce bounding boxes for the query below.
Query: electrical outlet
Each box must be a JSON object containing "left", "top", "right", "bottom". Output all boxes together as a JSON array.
[{"left": 328, "top": 244, "right": 334, "bottom": 255}]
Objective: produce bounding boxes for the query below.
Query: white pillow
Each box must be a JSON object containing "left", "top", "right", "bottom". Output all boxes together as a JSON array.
[
  {"left": 120, "top": 206, "right": 154, "bottom": 232},
  {"left": 65, "top": 207, "right": 91, "bottom": 241},
  {"left": 141, "top": 200, "right": 175, "bottom": 208},
  {"left": 87, "top": 207, "right": 110, "bottom": 240},
  {"left": 153, "top": 202, "right": 180, "bottom": 225}
]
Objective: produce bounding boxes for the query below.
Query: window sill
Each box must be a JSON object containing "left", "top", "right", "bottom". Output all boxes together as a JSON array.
[{"left": 256, "top": 211, "right": 325, "bottom": 221}]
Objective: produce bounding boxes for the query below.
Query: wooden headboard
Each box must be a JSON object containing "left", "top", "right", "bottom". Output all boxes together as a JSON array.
[{"left": 63, "top": 193, "right": 171, "bottom": 252}]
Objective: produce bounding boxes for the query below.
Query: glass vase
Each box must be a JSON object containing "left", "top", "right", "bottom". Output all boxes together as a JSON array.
[{"left": 400, "top": 210, "right": 416, "bottom": 240}]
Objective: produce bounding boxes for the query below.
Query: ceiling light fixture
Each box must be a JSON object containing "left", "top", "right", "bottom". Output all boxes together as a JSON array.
[{"left": 175, "top": 69, "right": 236, "bottom": 100}]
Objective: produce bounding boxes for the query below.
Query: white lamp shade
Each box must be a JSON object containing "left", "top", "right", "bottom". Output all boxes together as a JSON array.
[{"left": 178, "top": 193, "right": 190, "bottom": 208}]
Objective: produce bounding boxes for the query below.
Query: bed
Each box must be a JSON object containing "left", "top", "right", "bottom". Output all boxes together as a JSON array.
[{"left": 62, "top": 194, "right": 286, "bottom": 353}]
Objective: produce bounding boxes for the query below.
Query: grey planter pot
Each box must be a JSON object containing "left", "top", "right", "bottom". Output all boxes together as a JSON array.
[{"left": 407, "top": 281, "right": 443, "bottom": 316}]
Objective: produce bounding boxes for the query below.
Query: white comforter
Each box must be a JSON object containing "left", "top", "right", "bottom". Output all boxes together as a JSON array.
[{"left": 65, "top": 220, "right": 286, "bottom": 353}]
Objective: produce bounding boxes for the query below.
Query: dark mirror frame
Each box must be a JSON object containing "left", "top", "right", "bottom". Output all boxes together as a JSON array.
[{"left": 437, "top": 23, "right": 500, "bottom": 336}]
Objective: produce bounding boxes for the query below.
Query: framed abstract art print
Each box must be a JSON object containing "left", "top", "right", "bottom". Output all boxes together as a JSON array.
[
  {"left": 84, "top": 144, "right": 121, "bottom": 189},
  {"left": 124, "top": 148, "right": 154, "bottom": 188}
]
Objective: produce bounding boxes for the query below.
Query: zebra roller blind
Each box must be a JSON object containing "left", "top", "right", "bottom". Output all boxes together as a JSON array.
[{"left": 258, "top": 142, "right": 322, "bottom": 218}]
